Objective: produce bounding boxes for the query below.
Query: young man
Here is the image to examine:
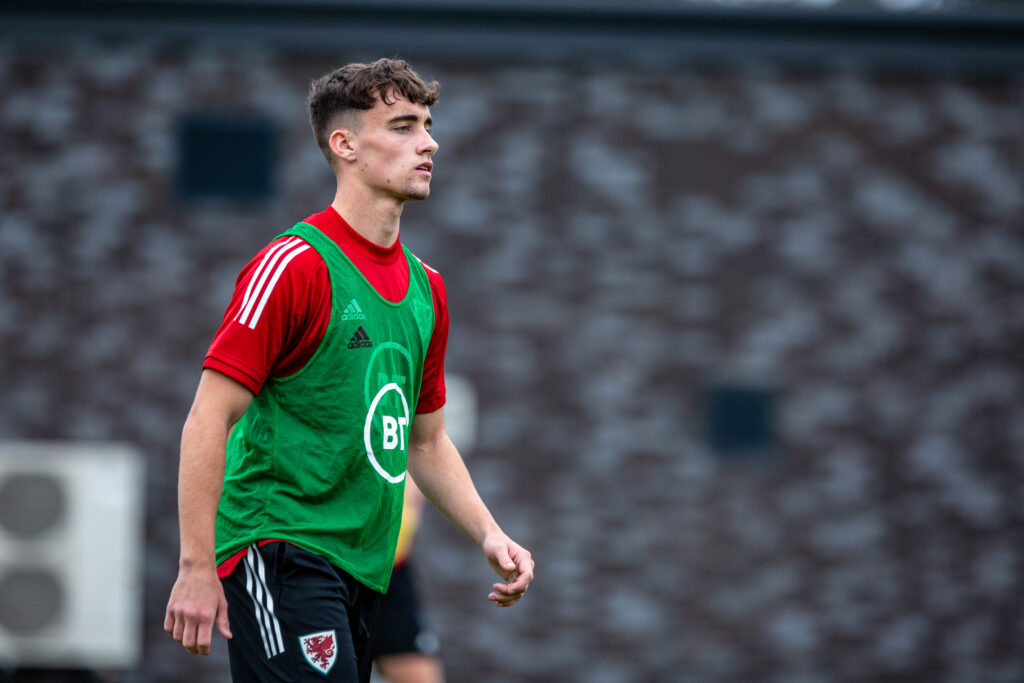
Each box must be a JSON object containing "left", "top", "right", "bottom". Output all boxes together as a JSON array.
[{"left": 164, "top": 58, "right": 534, "bottom": 683}]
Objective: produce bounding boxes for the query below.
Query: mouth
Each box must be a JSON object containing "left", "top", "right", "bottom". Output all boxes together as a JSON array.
[{"left": 415, "top": 161, "right": 433, "bottom": 176}]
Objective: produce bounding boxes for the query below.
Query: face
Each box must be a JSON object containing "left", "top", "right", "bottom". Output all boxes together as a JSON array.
[{"left": 348, "top": 92, "right": 438, "bottom": 201}]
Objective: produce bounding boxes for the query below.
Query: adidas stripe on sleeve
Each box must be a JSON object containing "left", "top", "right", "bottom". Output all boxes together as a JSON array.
[
  {"left": 204, "top": 236, "right": 332, "bottom": 396},
  {"left": 234, "top": 237, "right": 310, "bottom": 330}
]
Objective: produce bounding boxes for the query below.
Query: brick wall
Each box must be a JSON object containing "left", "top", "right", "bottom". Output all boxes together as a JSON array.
[{"left": 1, "top": 40, "right": 1021, "bottom": 682}]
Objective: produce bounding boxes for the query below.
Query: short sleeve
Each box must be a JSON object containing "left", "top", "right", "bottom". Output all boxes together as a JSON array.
[
  {"left": 203, "top": 236, "right": 332, "bottom": 394},
  {"left": 416, "top": 261, "right": 448, "bottom": 414}
]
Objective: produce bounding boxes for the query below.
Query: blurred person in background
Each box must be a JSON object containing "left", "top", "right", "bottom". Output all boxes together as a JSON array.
[
  {"left": 372, "top": 479, "right": 446, "bottom": 683},
  {"left": 164, "top": 57, "right": 533, "bottom": 683}
]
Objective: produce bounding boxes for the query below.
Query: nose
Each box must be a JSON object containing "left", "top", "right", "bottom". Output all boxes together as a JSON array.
[{"left": 421, "top": 130, "right": 438, "bottom": 156}]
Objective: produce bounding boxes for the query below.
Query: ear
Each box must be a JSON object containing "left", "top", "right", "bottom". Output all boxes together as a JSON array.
[{"left": 328, "top": 128, "right": 357, "bottom": 164}]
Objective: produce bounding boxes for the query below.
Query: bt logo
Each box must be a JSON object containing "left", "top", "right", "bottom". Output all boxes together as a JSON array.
[
  {"left": 363, "top": 382, "right": 410, "bottom": 484},
  {"left": 381, "top": 415, "right": 409, "bottom": 451}
]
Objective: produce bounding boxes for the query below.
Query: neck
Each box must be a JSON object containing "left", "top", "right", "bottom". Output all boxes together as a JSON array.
[{"left": 331, "top": 183, "right": 404, "bottom": 249}]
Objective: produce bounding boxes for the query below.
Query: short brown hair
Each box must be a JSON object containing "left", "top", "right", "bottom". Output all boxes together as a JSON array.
[{"left": 308, "top": 57, "right": 440, "bottom": 165}]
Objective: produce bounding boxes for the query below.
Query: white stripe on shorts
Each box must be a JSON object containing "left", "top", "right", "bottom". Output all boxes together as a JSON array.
[{"left": 244, "top": 543, "right": 285, "bottom": 658}]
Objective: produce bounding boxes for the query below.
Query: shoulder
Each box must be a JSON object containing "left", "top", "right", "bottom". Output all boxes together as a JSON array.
[
  {"left": 233, "top": 235, "right": 328, "bottom": 324},
  {"left": 242, "top": 235, "right": 325, "bottom": 285},
  {"left": 413, "top": 254, "right": 447, "bottom": 301}
]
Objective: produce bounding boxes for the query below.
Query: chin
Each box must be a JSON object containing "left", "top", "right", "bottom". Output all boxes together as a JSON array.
[{"left": 403, "top": 186, "right": 431, "bottom": 201}]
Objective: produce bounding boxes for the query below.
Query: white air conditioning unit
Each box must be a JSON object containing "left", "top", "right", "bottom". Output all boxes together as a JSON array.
[
  {"left": 444, "top": 374, "right": 477, "bottom": 455},
  {"left": 0, "top": 441, "right": 144, "bottom": 669}
]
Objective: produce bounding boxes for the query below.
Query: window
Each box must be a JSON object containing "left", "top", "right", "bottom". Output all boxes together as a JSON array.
[
  {"left": 703, "top": 383, "right": 778, "bottom": 457},
  {"left": 177, "top": 114, "right": 277, "bottom": 202}
]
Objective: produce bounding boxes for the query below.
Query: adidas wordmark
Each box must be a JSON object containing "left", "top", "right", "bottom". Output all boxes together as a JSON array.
[
  {"left": 341, "top": 299, "right": 366, "bottom": 321},
  {"left": 348, "top": 326, "right": 372, "bottom": 349}
]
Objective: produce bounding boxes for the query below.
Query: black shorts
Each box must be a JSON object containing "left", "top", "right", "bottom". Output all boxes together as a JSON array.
[
  {"left": 372, "top": 559, "right": 440, "bottom": 659},
  {"left": 221, "top": 542, "right": 382, "bottom": 682}
]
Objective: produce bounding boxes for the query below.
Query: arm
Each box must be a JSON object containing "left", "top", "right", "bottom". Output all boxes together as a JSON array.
[
  {"left": 164, "top": 369, "right": 255, "bottom": 654},
  {"left": 407, "top": 408, "right": 534, "bottom": 607}
]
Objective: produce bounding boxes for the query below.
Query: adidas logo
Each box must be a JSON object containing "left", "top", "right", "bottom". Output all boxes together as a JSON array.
[
  {"left": 341, "top": 299, "right": 366, "bottom": 321},
  {"left": 347, "top": 326, "right": 373, "bottom": 349}
]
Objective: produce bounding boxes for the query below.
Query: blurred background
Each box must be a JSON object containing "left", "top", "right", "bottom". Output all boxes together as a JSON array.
[{"left": 1, "top": 0, "right": 1023, "bottom": 681}]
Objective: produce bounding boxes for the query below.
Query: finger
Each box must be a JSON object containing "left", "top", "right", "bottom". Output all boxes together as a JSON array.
[
  {"left": 216, "top": 600, "right": 233, "bottom": 640},
  {"left": 503, "top": 566, "right": 534, "bottom": 594},
  {"left": 506, "top": 548, "right": 533, "bottom": 575},
  {"left": 182, "top": 620, "right": 198, "bottom": 654},
  {"left": 191, "top": 610, "right": 215, "bottom": 656},
  {"left": 163, "top": 609, "right": 174, "bottom": 636},
  {"left": 492, "top": 578, "right": 521, "bottom": 593},
  {"left": 491, "top": 581, "right": 525, "bottom": 597},
  {"left": 487, "top": 589, "right": 520, "bottom": 602},
  {"left": 197, "top": 624, "right": 212, "bottom": 656},
  {"left": 505, "top": 569, "right": 532, "bottom": 592},
  {"left": 172, "top": 610, "right": 185, "bottom": 644},
  {"left": 488, "top": 590, "right": 521, "bottom": 607},
  {"left": 492, "top": 546, "right": 516, "bottom": 576},
  {"left": 513, "top": 550, "right": 535, "bottom": 575}
]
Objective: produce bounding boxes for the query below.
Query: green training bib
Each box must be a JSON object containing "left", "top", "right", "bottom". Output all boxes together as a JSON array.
[{"left": 215, "top": 222, "right": 435, "bottom": 592}]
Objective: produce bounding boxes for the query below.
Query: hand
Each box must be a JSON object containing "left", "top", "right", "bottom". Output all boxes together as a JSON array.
[
  {"left": 164, "top": 564, "right": 232, "bottom": 655},
  {"left": 482, "top": 535, "right": 534, "bottom": 607}
]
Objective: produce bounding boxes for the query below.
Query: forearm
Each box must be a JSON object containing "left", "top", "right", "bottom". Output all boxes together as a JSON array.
[
  {"left": 407, "top": 408, "right": 534, "bottom": 607},
  {"left": 165, "top": 370, "right": 251, "bottom": 654},
  {"left": 176, "top": 410, "right": 229, "bottom": 569},
  {"left": 407, "top": 428, "right": 501, "bottom": 548},
  {"left": 175, "top": 369, "right": 253, "bottom": 569}
]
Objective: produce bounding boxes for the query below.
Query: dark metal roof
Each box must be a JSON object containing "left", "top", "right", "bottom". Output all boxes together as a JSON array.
[{"left": 3, "top": 0, "right": 1023, "bottom": 72}]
